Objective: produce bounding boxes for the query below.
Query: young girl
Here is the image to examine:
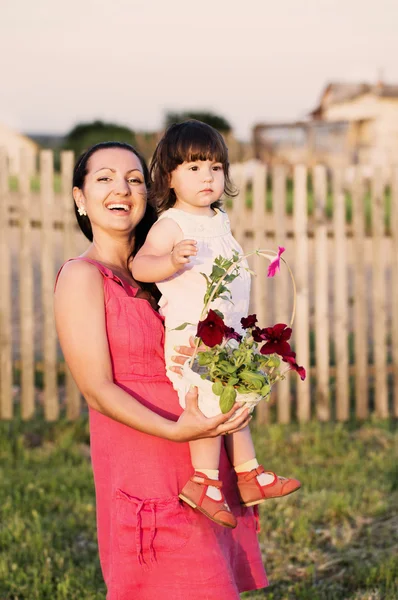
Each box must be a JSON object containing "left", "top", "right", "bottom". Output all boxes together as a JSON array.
[{"left": 132, "top": 121, "right": 300, "bottom": 528}]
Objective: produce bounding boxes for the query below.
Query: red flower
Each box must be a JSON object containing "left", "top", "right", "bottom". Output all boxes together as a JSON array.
[
  {"left": 267, "top": 246, "right": 285, "bottom": 277},
  {"left": 197, "top": 309, "right": 226, "bottom": 347},
  {"left": 252, "top": 326, "right": 266, "bottom": 343},
  {"left": 282, "top": 352, "right": 306, "bottom": 380},
  {"left": 241, "top": 314, "right": 258, "bottom": 329},
  {"left": 259, "top": 323, "right": 292, "bottom": 357},
  {"left": 224, "top": 326, "right": 242, "bottom": 343}
]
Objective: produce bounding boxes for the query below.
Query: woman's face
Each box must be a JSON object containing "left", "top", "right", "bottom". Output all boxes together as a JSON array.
[{"left": 73, "top": 147, "right": 147, "bottom": 237}]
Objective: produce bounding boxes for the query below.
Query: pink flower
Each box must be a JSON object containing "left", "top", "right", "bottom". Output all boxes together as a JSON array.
[{"left": 267, "top": 246, "right": 285, "bottom": 278}]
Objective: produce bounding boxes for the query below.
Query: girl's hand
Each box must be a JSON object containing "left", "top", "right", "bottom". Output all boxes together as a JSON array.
[
  {"left": 171, "top": 239, "right": 197, "bottom": 268},
  {"left": 170, "top": 336, "right": 206, "bottom": 376},
  {"left": 171, "top": 386, "right": 251, "bottom": 443}
]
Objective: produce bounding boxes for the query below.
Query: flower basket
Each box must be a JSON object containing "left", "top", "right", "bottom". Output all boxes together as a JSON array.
[
  {"left": 183, "top": 359, "right": 269, "bottom": 420},
  {"left": 177, "top": 247, "right": 306, "bottom": 417}
]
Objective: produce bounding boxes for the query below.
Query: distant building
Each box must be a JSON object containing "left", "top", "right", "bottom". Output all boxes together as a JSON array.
[
  {"left": 0, "top": 123, "right": 38, "bottom": 174},
  {"left": 254, "top": 81, "right": 398, "bottom": 168}
]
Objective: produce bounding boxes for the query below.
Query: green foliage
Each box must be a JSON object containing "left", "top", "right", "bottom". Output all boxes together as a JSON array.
[
  {"left": 219, "top": 385, "right": 237, "bottom": 413},
  {"left": 63, "top": 120, "right": 136, "bottom": 159},
  {"left": 165, "top": 111, "right": 232, "bottom": 133},
  {"left": 1, "top": 417, "right": 397, "bottom": 599}
]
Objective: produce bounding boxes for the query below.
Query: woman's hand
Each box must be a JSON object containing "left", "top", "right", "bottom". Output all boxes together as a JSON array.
[
  {"left": 170, "top": 336, "right": 206, "bottom": 376},
  {"left": 171, "top": 386, "right": 251, "bottom": 443}
]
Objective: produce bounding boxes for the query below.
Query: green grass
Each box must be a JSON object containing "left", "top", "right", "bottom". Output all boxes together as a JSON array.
[
  {"left": 229, "top": 179, "right": 391, "bottom": 234},
  {"left": 9, "top": 174, "right": 62, "bottom": 194},
  {"left": 1, "top": 416, "right": 397, "bottom": 599}
]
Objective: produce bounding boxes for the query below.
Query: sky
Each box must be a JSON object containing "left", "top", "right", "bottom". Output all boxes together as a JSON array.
[{"left": 0, "top": 0, "right": 397, "bottom": 140}]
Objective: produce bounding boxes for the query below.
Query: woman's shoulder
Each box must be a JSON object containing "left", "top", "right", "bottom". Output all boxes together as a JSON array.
[{"left": 55, "top": 258, "right": 104, "bottom": 293}]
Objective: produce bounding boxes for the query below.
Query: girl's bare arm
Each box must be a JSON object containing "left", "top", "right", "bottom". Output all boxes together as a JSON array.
[{"left": 132, "top": 219, "right": 196, "bottom": 282}]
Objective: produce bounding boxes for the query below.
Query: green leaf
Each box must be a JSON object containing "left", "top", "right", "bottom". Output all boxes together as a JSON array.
[
  {"left": 261, "top": 384, "right": 271, "bottom": 397},
  {"left": 218, "top": 360, "right": 238, "bottom": 374},
  {"left": 224, "top": 273, "right": 239, "bottom": 283},
  {"left": 212, "top": 309, "right": 224, "bottom": 320},
  {"left": 200, "top": 272, "right": 211, "bottom": 285},
  {"left": 219, "top": 295, "right": 233, "bottom": 303},
  {"left": 212, "top": 381, "right": 224, "bottom": 396},
  {"left": 228, "top": 377, "right": 240, "bottom": 386},
  {"left": 219, "top": 385, "right": 237, "bottom": 413},
  {"left": 172, "top": 322, "right": 195, "bottom": 331},
  {"left": 266, "top": 355, "right": 281, "bottom": 368},
  {"left": 210, "top": 265, "right": 226, "bottom": 280},
  {"left": 197, "top": 352, "right": 214, "bottom": 366},
  {"left": 239, "top": 370, "right": 266, "bottom": 388}
]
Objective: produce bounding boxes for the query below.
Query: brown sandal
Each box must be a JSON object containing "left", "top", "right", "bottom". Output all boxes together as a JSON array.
[
  {"left": 179, "top": 472, "right": 237, "bottom": 528},
  {"left": 237, "top": 466, "right": 301, "bottom": 507}
]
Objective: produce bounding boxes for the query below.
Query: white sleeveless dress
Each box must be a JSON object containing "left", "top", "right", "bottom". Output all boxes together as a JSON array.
[{"left": 156, "top": 207, "right": 251, "bottom": 416}]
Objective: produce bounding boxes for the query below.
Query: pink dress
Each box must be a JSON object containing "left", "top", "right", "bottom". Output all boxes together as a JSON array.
[{"left": 56, "top": 258, "right": 268, "bottom": 600}]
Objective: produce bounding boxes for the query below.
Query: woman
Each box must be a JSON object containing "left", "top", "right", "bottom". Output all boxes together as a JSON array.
[{"left": 54, "top": 141, "right": 268, "bottom": 599}]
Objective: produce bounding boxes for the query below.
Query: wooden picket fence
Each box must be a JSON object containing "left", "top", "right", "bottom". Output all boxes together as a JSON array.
[{"left": 0, "top": 149, "right": 397, "bottom": 423}]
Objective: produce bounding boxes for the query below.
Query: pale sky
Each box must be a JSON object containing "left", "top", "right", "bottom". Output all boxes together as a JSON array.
[{"left": 1, "top": 0, "right": 396, "bottom": 140}]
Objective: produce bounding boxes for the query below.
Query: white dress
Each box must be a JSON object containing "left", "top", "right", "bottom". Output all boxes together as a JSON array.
[{"left": 157, "top": 207, "right": 251, "bottom": 417}]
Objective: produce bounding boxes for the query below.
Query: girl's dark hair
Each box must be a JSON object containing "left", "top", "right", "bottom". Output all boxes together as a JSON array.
[
  {"left": 73, "top": 141, "right": 159, "bottom": 299},
  {"left": 149, "top": 120, "right": 237, "bottom": 214}
]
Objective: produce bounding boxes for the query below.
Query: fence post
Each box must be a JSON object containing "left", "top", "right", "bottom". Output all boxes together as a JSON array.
[
  {"left": 293, "top": 165, "right": 310, "bottom": 422},
  {"left": 0, "top": 149, "right": 13, "bottom": 419},
  {"left": 371, "top": 168, "right": 388, "bottom": 417},
  {"left": 19, "top": 151, "right": 35, "bottom": 419},
  {"left": 40, "top": 150, "right": 59, "bottom": 421},
  {"left": 61, "top": 150, "right": 81, "bottom": 419},
  {"left": 391, "top": 167, "right": 398, "bottom": 418},
  {"left": 313, "top": 165, "right": 330, "bottom": 421},
  {"left": 352, "top": 167, "right": 369, "bottom": 419},
  {"left": 272, "top": 165, "right": 291, "bottom": 423},
  {"left": 230, "top": 163, "right": 248, "bottom": 249},
  {"left": 251, "top": 163, "right": 269, "bottom": 424},
  {"left": 333, "top": 169, "right": 349, "bottom": 421}
]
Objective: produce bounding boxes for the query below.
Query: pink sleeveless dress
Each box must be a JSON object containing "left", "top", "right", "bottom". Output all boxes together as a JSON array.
[{"left": 56, "top": 258, "right": 268, "bottom": 600}]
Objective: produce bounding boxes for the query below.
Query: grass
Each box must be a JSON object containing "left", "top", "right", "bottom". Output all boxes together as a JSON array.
[
  {"left": 1, "top": 416, "right": 397, "bottom": 600},
  {"left": 228, "top": 178, "right": 392, "bottom": 234},
  {"left": 9, "top": 174, "right": 62, "bottom": 194}
]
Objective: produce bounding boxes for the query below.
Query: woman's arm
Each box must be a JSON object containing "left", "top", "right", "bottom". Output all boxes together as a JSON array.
[
  {"left": 132, "top": 218, "right": 197, "bottom": 282},
  {"left": 54, "top": 261, "right": 249, "bottom": 442}
]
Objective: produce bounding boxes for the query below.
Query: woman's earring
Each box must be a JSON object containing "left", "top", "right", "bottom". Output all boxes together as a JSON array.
[{"left": 78, "top": 206, "right": 87, "bottom": 217}]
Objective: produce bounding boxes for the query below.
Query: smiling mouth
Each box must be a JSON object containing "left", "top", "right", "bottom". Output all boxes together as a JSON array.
[{"left": 106, "top": 203, "right": 131, "bottom": 213}]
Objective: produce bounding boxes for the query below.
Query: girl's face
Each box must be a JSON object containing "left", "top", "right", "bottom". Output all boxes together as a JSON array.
[
  {"left": 169, "top": 159, "right": 225, "bottom": 214},
  {"left": 73, "top": 148, "right": 147, "bottom": 236}
]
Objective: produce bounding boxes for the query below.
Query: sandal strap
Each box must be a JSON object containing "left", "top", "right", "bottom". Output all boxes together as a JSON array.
[
  {"left": 244, "top": 465, "right": 268, "bottom": 481},
  {"left": 191, "top": 473, "right": 223, "bottom": 488}
]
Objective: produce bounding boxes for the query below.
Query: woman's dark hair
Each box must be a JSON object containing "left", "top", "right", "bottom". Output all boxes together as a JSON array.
[
  {"left": 73, "top": 141, "right": 156, "bottom": 258},
  {"left": 149, "top": 120, "right": 237, "bottom": 214},
  {"left": 73, "top": 141, "right": 159, "bottom": 299}
]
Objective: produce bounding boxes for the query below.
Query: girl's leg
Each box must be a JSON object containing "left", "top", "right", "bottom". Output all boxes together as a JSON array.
[
  {"left": 180, "top": 437, "right": 237, "bottom": 528},
  {"left": 225, "top": 426, "right": 275, "bottom": 486},
  {"left": 225, "top": 426, "right": 301, "bottom": 505},
  {"left": 189, "top": 437, "right": 222, "bottom": 500}
]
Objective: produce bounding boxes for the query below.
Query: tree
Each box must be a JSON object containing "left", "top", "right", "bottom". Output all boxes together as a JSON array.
[
  {"left": 165, "top": 111, "right": 232, "bottom": 134},
  {"left": 63, "top": 120, "right": 136, "bottom": 158}
]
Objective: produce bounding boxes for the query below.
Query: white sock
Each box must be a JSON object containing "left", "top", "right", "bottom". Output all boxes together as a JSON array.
[
  {"left": 235, "top": 458, "right": 275, "bottom": 486},
  {"left": 196, "top": 469, "right": 222, "bottom": 501}
]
